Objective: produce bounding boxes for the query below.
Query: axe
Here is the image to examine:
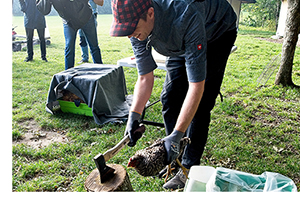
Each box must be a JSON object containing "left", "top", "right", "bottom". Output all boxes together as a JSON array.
[{"left": 93, "top": 125, "right": 145, "bottom": 183}]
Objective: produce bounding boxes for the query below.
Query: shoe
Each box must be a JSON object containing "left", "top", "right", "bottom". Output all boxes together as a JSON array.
[
  {"left": 163, "top": 168, "right": 189, "bottom": 190},
  {"left": 42, "top": 57, "right": 48, "bottom": 62},
  {"left": 78, "top": 59, "right": 88, "bottom": 64},
  {"left": 24, "top": 57, "right": 33, "bottom": 62}
]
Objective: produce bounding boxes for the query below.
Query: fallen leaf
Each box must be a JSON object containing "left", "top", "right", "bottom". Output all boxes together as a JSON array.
[{"left": 273, "top": 146, "right": 284, "bottom": 153}]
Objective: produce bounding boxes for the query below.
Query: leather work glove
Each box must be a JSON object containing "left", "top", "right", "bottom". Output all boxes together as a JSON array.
[
  {"left": 125, "top": 111, "right": 142, "bottom": 147},
  {"left": 162, "top": 129, "right": 185, "bottom": 165}
]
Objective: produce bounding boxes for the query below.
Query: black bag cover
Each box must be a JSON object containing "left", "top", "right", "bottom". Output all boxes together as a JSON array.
[{"left": 36, "top": 0, "right": 52, "bottom": 15}]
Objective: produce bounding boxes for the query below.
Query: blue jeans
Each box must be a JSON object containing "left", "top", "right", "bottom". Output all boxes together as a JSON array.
[
  {"left": 78, "top": 14, "right": 98, "bottom": 62},
  {"left": 161, "top": 29, "right": 237, "bottom": 169},
  {"left": 78, "top": 31, "right": 89, "bottom": 62},
  {"left": 63, "top": 15, "right": 102, "bottom": 69}
]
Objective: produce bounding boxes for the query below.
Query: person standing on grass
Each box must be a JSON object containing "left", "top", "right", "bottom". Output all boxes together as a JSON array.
[
  {"left": 110, "top": 0, "right": 237, "bottom": 190},
  {"left": 19, "top": 0, "right": 48, "bottom": 62},
  {"left": 78, "top": 0, "right": 103, "bottom": 64},
  {"left": 36, "top": 0, "right": 103, "bottom": 69}
]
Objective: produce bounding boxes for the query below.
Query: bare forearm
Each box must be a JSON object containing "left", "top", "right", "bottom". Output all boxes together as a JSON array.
[
  {"left": 175, "top": 80, "right": 205, "bottom": 133},
  {"left": 93, "top": 0, "right": 104, "bottom": 6},
  {"left": 130, "top": 72, "right": 154, "bottom": 114}
]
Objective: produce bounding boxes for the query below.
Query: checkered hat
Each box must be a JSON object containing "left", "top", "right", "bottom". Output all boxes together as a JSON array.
[{"left": 110, "top": 0, "right": 152, "bottom": 37}]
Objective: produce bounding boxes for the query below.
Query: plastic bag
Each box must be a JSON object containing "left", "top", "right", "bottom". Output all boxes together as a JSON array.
[{"left": 206, "top": 167, "right": 297, "bottom": 192}]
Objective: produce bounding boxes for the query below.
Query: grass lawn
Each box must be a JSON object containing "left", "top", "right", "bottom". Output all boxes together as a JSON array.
[{"left": 12, "top": 15, "right": 300, "bottom": 192}]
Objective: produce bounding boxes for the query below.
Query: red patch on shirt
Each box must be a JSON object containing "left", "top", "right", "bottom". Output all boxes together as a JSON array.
[{"left": 197, "top": 44, "right": 202, "bottom": 50}]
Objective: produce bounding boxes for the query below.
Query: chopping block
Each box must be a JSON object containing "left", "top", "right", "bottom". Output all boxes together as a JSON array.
[{"left": 84, "top": 163, "right": 133, "bottom": 192}]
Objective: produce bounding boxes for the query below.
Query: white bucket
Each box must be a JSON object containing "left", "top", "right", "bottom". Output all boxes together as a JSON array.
[{"left": 184, "top": 166, "right": 216, "bottom": 192}]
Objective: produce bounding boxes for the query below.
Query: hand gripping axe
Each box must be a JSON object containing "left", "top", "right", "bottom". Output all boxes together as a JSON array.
[{"left": 93, "top": 125, "right": 145, "bottom": 183}]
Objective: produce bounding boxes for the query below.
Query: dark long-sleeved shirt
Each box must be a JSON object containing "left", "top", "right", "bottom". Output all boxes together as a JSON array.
[
  {"left": 37, "top": 0, "right": 92, "bottom": 30},
  {"left": 130, "top": 0, "right": 237, "bottom": 82},
  {"left": 19, "top": 0, "right": 46, "bottom": 29}
]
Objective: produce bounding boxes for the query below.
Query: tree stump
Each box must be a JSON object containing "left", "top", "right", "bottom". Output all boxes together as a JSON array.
[{"left": 84, "top": 164, "right": 134, "bottom": 192}]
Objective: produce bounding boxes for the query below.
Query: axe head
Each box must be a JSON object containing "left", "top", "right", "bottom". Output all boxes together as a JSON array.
[{"left": 93, "top": 154, "right": 115, "bottom": 183}]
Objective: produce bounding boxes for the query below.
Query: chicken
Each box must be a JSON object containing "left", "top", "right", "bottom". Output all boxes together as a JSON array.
[
  {"left": 61, "top": 90, "right": 84, "bottom": 103},
  {"left": 127, "top": 137, "right": 190, "bottom": 182}
]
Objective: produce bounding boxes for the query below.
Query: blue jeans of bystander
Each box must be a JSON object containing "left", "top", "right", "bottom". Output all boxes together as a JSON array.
[{"left": 63, "top": 15, "right": 102, "bottom": 69}]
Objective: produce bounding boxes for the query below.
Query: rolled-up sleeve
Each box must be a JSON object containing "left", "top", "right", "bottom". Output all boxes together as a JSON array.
[
  {"left": 183, "top": 8, "right": 207, "bottom": 83},
  {"left": 130, "top": 37, "right": 157, "bottom": 76}
]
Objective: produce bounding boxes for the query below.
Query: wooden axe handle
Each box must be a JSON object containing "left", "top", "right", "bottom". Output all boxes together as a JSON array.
[{"left": 103, "top": 125, "right": 145, "bottom": 162}]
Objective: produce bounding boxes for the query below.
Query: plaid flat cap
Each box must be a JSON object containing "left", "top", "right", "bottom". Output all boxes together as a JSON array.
[{"left": 110, "top": 0, "right": 152, "bottom": 37}]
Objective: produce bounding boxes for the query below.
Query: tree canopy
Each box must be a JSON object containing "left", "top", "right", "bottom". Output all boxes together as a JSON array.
[{"left": 241, "top": 0, "right": 282, "bottom": 30}]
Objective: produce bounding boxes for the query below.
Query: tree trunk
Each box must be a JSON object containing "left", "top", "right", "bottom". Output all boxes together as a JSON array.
[
  {"left": 275, "top": 0, "right": 300, "bottom": 87},
  {"left": 84, "top": 164, "right": 134, "bottom": 192}
]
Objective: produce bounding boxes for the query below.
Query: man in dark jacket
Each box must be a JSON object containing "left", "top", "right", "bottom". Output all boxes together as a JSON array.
[
  {"left": 19, "top": 0, "right": 47, "bottom": 62},
  {"left": 36, "top": 0, "right": 103, "bottom": 69},
  {"left": 110, "top": 0, "right": 237, "bottom": 190}
]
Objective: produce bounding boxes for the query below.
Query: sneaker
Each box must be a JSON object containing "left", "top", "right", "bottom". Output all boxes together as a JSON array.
[
  {"left": 24, "top": 57, "right": 33, "bottom": 62},
  {"left": 42, "top": 57, "right": 48, "bottom": 62},
  {"left": 163, "top": 168, "right": 189, "bottom": 190},
  {"left": 78, "top": 59, "right": 88, "bottom": 64}
]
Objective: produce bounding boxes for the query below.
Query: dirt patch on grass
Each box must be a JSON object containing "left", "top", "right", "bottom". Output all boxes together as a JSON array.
[
  {"left": 13, "top": 120, "right": 68, "bottom": 149},
  {"left": 256, "top": 36, "right": 300, "bottom": 47}
]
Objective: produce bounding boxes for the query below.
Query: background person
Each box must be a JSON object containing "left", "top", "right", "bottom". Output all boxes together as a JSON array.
[
  {"left": 36, "top": 0, "right": 103, "bottom": 69},
  {"left": 78, "top": 0, "right": 103, "bottom": 64},
  {"left": 19, "top": 0, "right": 47, "bottom": 62}
]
